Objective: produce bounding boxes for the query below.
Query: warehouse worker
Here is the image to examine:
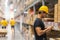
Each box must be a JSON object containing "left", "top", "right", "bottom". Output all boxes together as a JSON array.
[
  {"left": 1, "top": 18, "right": 8, "bottom": 29},
  {"left": 10, "top": 18, "right": 15, "bottom": 29},
  {"left": 34, "top": 6, "right": 53, "bottom": 40}
]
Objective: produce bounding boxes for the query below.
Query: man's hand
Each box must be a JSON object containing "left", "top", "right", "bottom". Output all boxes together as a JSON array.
[
  {"left": 46, "top": 26, "right": 53, "bottom": 33},
  {"left": 47, "top": 26, "right": 53, "bottom": 30}
]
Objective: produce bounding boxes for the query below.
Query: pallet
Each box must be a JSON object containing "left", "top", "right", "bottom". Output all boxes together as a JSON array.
[{"left": 0, "top": 29, "right": 7, "bottom": 37}]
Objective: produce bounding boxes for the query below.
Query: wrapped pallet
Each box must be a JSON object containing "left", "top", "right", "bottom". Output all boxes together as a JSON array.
[{"left": 0, "top": 29, "right": 7, "bottom": 37}]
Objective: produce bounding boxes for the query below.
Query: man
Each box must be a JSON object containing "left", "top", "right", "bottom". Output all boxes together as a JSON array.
[
  {"left": 34, "top": 6, "right": 53, "bottom": 40},
  {"left": 1, "top": 18, "right": 8, "bottom": 29},
  {"left": 10, "top": 18, "right": 15, "bottom": 29}
]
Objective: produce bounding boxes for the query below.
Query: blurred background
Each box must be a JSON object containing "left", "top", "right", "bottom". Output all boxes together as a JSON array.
[{"left": 0, "top": 0, "right": 60, "bottom": 40}]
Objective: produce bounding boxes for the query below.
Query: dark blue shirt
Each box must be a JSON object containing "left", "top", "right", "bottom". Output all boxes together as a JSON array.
[{"left": 34, "top": 18, "right": 47, "bottom": 40}]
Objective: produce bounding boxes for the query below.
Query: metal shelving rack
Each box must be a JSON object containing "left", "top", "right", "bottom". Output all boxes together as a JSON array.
[{"left": 14, "top": 0, "right": 41, "bottom": 18}]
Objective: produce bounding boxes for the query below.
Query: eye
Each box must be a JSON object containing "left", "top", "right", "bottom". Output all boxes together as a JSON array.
[
  {"left": 43, "top": 11, "right": 46, "bottom": 13},
  {"left": 38, "top": 11, "right": 42, "bottom": 14}
]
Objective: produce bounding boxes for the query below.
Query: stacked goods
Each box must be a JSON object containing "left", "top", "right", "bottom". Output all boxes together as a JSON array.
[
  {"left": 24, "top": 14, "right": 37, "bottom": 25},
  {"left": 58, "top": 0, "right": 60, "bottom": 22},
  {"left": 22, "top": 26, "right": 35, "bottom": 40},
  {"left": 0, "top": 29, "right": 7, "bottom": 37},
  {"left": 44, "top": 22, "right": 60, "bottom": 30},
  {"left": 54, "top": 4, "right": 58, "bottom": 22},
  {"left": 22, "top": 27, "right": 29, "bottom": 40},
  {"left": 22, "top": 14, "right": 37, "bottom": 40},
  {"left": 25, "top": 0, "right": 34, "bottom": 7},
  {"left": 54, "top": 0, "right": 60, "bottom": 22}
]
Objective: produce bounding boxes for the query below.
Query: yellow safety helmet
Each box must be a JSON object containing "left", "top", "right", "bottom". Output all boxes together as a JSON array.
[{"left": 39, "top": 6, "right": 48, "bottom": 14}]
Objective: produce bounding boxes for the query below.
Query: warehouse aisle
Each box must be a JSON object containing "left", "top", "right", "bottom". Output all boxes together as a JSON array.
[{"left": 0, "top": 23, "right": 25, "bottom": 40}]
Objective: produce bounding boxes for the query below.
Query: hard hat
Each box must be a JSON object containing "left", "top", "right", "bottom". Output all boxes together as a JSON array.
[{"left": 39, "top": 6, "right": 48, "bottom": 14}]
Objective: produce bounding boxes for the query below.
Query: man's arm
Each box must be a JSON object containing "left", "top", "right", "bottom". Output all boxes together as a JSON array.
[{"left": 35, "top": 26, "right": 52, "bottom": 36}]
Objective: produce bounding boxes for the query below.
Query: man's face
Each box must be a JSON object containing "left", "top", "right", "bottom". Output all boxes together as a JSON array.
[
  {"left": 42, "top": 13, "right": 46, "bottom": 18},
  {"left": 38, "top": 11, "right": 47, "bottom": 18}
]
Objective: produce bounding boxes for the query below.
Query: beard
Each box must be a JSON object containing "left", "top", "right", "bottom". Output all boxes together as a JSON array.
[{"left": 41, "top": 16, "right": 45, "bottom": 18}]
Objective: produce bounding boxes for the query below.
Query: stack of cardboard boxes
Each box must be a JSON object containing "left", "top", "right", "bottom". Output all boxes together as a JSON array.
[{"left": 54, "top": 0, "right": 60, "bottom": 22}]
